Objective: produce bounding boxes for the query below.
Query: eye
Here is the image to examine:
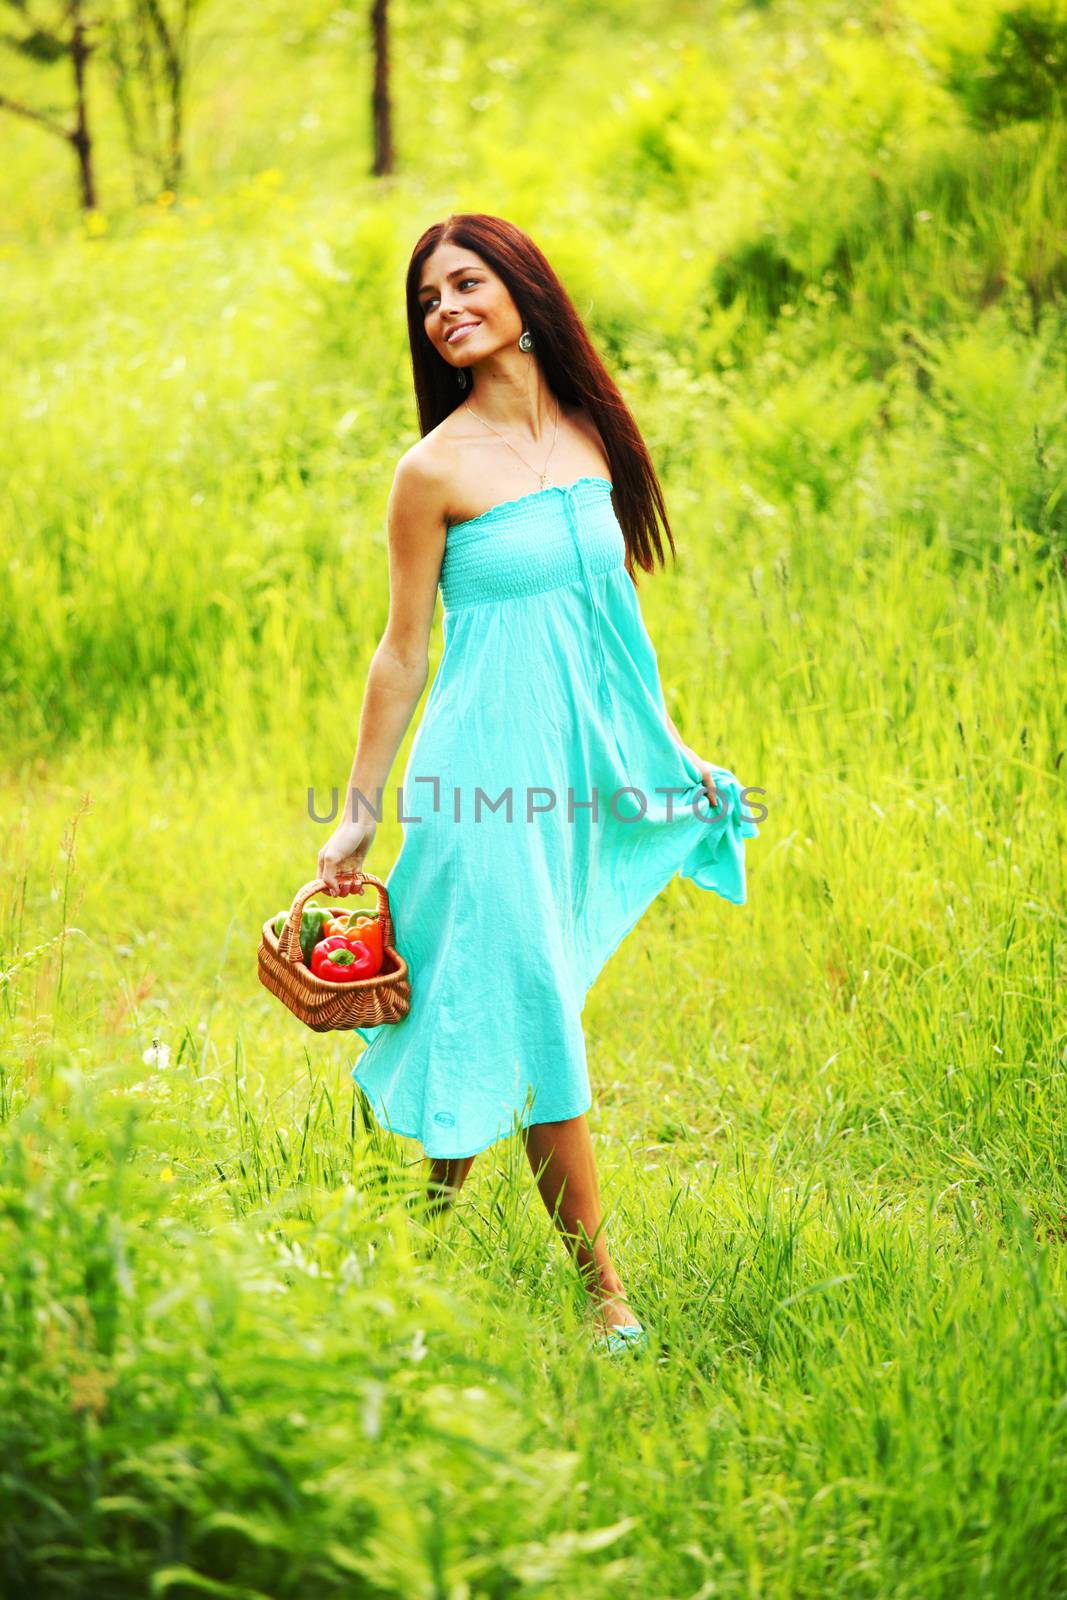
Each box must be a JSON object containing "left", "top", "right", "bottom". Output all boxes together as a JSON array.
[{"left": 421, "top": 278, "right": 481, "bottom": 314}]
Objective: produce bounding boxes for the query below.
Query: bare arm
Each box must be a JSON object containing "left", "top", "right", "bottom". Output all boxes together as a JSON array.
[
  {"left": 663, "top": 707, "right": 694, "bottom": 759},
  {"left": 343, "top": 649, "right": 427, "bottom": 823},
  {"left": 318, "top": 452, "right": 447, "bottom": 891},
  {"left": 662, "top": 702, "right": 720, "bottom": 808},
  {"left": 343, "top": 450, "right": 447, "bottom": 817}
]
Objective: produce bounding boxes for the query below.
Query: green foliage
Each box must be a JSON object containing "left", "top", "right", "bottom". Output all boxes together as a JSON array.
[
  {"left": 0, "top": 0, "right": 1066, "bottom": 1593},
  {"left": 947, "top": 3, "right": 1067, "bottom": 128},
  {"left": 2, "top": 23, "right": 68, "bottom": 65},
  {"left": 712, "top": 240, "right": 805, "bottom": 320}
]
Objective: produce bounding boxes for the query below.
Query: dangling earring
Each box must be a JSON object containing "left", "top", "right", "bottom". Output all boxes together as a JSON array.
[
  {"left": 518, "top": 328, "right": 535, "bottom": 353},
  {"left": 456, "top": 368, "right": 469, "bottom": 389}
]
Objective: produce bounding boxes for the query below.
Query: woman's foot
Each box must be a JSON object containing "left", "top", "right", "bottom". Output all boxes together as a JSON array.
[
  {"left": 595, "top": 1323, "right": 650, "bottom": 1356},
  {"left": 588, "top": 1284, "right": 643, "bottom": 1336},
  {"left": 588, "top": 1289, "right": 650, "bottom": 1356}
]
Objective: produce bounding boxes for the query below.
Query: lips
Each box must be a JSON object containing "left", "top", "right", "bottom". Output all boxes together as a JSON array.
[{"left": 446, "top": 321, "right": 480, "bottom": 345}]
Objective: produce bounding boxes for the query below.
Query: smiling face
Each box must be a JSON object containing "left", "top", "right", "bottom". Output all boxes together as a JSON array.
[{"left": 417, "top": 241, "right": 524, "bottom": 367}]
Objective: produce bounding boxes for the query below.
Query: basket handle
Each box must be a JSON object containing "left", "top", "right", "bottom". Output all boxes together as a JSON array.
[{"left": 277, "top": 874, "right": 396, "bottom": 967}]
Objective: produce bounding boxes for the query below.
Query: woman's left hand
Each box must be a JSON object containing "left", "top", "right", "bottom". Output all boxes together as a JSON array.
[
  {"left": 666, "top": 713, "right": 722, "bottom": 815},
  {"left": 688, "top": 752, "right": 722, "bottom": 814}
]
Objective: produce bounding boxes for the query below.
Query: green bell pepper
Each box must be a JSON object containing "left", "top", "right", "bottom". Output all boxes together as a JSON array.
[{"left": 271, "top": 905, "right": 330, "bottom": 966}]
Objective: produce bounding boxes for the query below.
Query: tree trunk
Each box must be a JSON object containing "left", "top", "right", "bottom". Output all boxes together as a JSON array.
[
  {"left": 69, "top": 1, "right": 97, "bottom": 209},
  {"left": 167, "top": 68, "right": 183, "bottom": 190},
  {"left": 140, "top": 0, "right": 191, "bottom": 192},
  {"left": 370, "top": 0, "right": 393, "bottom": 176}
]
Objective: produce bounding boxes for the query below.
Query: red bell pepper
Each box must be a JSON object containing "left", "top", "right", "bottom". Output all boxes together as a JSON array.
[
  {"left": 317, "top": 914, "right": 383, "bottom": 970},
  {"left": 310, "top": 936, "right": 380, "bottom": 983},
  {"left": 312, "top": 939, "right": 360, "bottom": 983},
  {"left": 340, "top": 940, "right": 380, "bottom": 979}
]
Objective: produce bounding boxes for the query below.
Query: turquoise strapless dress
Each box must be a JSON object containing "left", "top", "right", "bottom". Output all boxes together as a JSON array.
[{"left": 351, "top": 476, "right": 760, "bottom": 1159}]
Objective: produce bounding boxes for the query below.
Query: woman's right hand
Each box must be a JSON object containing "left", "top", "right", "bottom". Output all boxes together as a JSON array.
[{"left": 317, "top": 816, "right": 377, "bottom": 897}]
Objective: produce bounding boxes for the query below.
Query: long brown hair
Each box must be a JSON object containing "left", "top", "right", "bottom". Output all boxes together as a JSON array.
[{"left": 405, "top": 213, "right": 675, "bottom": 581}]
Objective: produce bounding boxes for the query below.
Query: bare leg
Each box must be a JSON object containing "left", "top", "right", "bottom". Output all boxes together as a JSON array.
[
  {"left": 522, "top": 1113, "right": 641, "bottom": 1332},
  {"left": 424, "top": 1152, "right": 476, "bottom": 1219}
]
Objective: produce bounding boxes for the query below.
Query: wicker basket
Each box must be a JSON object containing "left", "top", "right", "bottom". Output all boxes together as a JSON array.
[{"left": 257, "top": 874, "right": 412, "bottom": 1033}]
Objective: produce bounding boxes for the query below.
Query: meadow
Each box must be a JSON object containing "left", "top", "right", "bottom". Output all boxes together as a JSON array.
[{"left": 1, "top": 0, "right": 1066, "bottom": 1593}]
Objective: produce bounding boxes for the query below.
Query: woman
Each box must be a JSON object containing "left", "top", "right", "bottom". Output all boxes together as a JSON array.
[{"left": 317, "top": 213, "right": 759, "bottom": 1354}]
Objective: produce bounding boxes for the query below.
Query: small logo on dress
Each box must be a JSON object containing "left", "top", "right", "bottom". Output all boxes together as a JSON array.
[{"left": 433, "top": 1111, "right": 456, "bottom": 1127}]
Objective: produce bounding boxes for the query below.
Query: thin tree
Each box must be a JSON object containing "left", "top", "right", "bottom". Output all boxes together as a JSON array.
[
  {"left": 370, "top": 0, "right": 393, "bottom": 176},
  {"left": 0, "top": 0, "right": 99, "bottom": 209},
  {"left": 103, "top": 0, "right": 202, "bottom": 197}
]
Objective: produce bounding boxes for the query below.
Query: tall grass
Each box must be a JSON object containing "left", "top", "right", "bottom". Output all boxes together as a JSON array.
[{"left": 1, "top": 0, "right": 1066, "bottom": 1592}]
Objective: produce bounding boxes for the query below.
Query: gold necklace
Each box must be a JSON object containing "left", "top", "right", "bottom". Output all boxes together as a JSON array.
[{"left": 464, "top": 397, "right": 560, "bottom": 490}]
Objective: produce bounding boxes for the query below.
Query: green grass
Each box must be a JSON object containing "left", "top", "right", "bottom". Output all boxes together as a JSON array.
[{"left": 2, "top": 0, "right": 1066, "bottom": 1593}]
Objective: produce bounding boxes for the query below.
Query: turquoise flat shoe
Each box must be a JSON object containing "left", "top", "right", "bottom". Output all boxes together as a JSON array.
[{"left": 595, "top": 1322, "right": 649, "bottom": 1355}]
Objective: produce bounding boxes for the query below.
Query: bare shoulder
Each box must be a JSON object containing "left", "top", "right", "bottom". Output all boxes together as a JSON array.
[
  {"left": 377, "top": 441, "right": 451, "bottom": 667},
  {"left": 388, "top": 437, "right": 453, "bottom": 536},
  {"left": 392, "top": 408, "right": 478, "bottom": 526}
]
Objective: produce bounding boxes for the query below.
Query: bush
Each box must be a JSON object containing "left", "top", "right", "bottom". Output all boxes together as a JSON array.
[{"left": 947, "top": 4, "right": 1067, "bottom": 128}]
